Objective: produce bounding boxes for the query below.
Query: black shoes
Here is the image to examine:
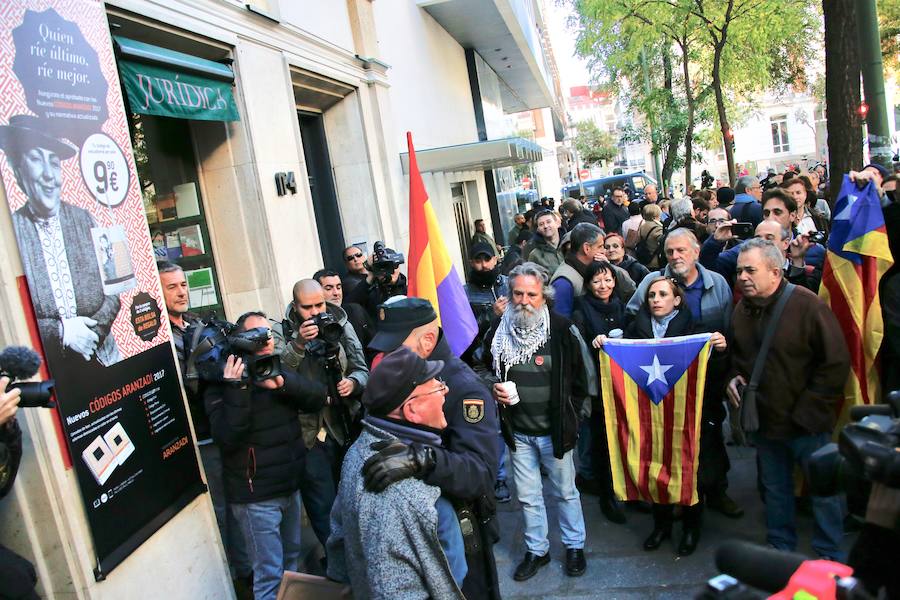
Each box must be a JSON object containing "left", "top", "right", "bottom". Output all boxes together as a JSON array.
[
  {"left": 514, "top": 550, "right": 586, "bottom": 580},
  {"left": 643, "top": 527, "right": 672, "bottom": 551},
  {"left": 565, "top": 548, "right": 586, "bottom": 577},
  {"left": 677, "top": 528, "right": 700, "bottom": 556},
  {"left": 513, "top": 552, "right": 550, "bottom": 581},
  {"left": 599, "top": 495, "right": 627, "bottom": 524}
]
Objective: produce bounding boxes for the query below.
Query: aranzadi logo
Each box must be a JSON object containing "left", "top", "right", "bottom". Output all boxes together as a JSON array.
[{"left": 162, "top": 436, "right": 189, "bottom": 460}]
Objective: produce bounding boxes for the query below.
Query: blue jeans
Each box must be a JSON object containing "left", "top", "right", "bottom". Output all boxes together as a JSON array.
[
  {"left": 231, "top": 491, "right": 303, "bottom": 600},
  {"left": 497, "top": 435, "right": 508, "bottom": 482},
  {"left": 511, "top": 433, "right": 586, "bottom": 555},
  {"left": 198, "top": 443, "right": 251, "bottom": 578},
  {"left": 755, "top": 433, "right": 845, "bottom": 560}
]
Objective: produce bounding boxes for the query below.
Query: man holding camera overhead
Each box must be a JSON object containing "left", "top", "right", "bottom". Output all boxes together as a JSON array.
[
  {"left": 204, "top": 311, "right": 327, "bottom": 600},
  {"left": 345, "top": 241, "right": 408, "bottom": 321},
  {"left": 282, "top": 279, "right": 368, "bottom": 551}
]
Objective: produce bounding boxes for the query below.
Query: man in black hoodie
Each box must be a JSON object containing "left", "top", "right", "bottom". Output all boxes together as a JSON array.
[{"left": 205, "top": 312, "right": 326, "bottom": 600}]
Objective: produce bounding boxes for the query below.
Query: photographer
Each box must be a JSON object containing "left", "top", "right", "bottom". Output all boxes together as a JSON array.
[
  {"left": 204, "top": 312, "right": 327, "bottom": 600},
  {"left": 282, "top": 279, "right": 368, "bottom": 549},
  {"left": 158, "top": 262, "right": 251, "bottom": 590},
  {"left": 345, "top": 242, "right": 408, "bottom": 321},
  {"left": 0, "top": 376, "right": 38, "bottom": 600}
]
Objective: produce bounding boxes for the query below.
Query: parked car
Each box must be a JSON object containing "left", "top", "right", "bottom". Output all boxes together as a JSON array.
[{"left": 562, "top": 171, "right": 657, "bottom": 205}]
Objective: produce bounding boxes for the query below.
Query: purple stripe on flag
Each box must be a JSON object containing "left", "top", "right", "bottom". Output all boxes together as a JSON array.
[{"left": 436, "top": 266, "right": 478, "bottom": 356}]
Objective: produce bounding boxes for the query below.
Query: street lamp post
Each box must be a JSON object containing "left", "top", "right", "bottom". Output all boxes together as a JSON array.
[{"left": 857, "top": 0, "right": 891, "bottom": 167}]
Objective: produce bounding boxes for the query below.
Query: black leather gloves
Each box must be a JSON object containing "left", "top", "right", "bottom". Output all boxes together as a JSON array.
[{"left": 362, "top": 439, "right": 437, "bottom": 492}]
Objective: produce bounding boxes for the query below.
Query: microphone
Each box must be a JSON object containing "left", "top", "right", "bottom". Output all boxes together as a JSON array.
[
  {"left": 0, "top": 346, "right": 42, "bottom": 380},
  {"left": 0, "top": 346, "right": 55, "bottom": 409},
  {"left": 715, "top": 541, "right": 806, "bottom": 593}
]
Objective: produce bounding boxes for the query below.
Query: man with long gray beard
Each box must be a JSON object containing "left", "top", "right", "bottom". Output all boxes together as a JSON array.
[{"left": 483, "top": 262, "right": 594, "bottom": 581}]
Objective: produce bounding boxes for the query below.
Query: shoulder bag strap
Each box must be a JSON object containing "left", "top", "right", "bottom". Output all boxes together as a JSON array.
[{"left": 747, "top": 283, "right": 796, "bottom": 391}]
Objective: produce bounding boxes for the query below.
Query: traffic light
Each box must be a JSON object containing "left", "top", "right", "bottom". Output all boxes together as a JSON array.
[{"left": 858, "top": 102, "right": 869, "bottom": 121}]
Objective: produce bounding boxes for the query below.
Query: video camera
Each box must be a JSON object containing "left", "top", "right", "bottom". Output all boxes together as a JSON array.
[
  {"left": 808, "top": 391, "right": 900, "bottom": 499},
  {"left": 186, "top": 316, "right": 282, "bottom": 385},
  {"left": 368, "top": 241, "right": 404, "bottom": 284},
  {"left": 0, "top": 346, "right": 55, "bottom": 408}
]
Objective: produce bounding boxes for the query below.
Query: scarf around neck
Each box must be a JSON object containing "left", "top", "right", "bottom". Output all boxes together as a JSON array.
[
  {"left": 490, "top": 304, "right": 550, "bottom": 379},
  {"left": 651, "top": 309, "right": 680, "bottom": 339}
]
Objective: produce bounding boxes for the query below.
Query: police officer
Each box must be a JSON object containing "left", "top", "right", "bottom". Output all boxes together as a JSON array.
[{"left": 361, "top": 297, "right": 501, "bottom": 599}]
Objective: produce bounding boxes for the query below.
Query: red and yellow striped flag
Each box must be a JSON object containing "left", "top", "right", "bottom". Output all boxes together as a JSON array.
[
  {"left": 599, "top": 334, "right": 712, "bottom": 505},
  {"left": 819, "top": 176, "right": 894, "bottom": 419}
]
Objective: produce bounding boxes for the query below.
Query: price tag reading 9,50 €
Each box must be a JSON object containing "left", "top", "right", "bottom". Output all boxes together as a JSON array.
[{"left": 80, "top": 132, "right": 130, "bottom": 207}]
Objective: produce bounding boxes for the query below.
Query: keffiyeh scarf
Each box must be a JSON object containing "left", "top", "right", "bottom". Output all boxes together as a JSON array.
[{"left": 490, "top": 304, "right": 550, "bottom": 379}]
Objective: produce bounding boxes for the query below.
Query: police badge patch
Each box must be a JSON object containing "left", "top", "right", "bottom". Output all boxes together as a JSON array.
[{"left": 463, "top": 399, "right": 484, "bottom": 423}]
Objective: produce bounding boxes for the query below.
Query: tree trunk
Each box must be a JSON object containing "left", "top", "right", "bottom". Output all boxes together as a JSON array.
[
  {"left": 661, "top": 49, "right": 679, "bottom": 196},
  {"left": 681, "top": 41, "right": 696, "bottom": 192},
  {"left": 823, "top": 0, "right": 864, "bottom": 206},
  {"left": 712, "top": 42, "right": 736, "bottom": 186}
]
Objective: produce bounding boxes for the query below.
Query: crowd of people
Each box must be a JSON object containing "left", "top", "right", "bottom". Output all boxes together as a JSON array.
[
  {"left": 4, "top": 162, "right": 895, "bottom": 599},
  {"left": 191, "top": 161, "right": 900, "bottom": 599}
]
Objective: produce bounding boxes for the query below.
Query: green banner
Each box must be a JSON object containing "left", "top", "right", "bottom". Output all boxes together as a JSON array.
[{"left": 119, "top": 60, "right": 239, "bottom": 122}]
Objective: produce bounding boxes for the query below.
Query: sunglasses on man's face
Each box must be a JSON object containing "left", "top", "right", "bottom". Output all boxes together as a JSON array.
[{"left": 345, "top": 253, "right": 363, "bottom": 261}]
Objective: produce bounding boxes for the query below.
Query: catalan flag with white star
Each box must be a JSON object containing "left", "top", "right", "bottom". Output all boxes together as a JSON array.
[
  {"left": 598, "top": 333, "right": 712, "bottom": 505},
  {"left": 819, "top": 176, "right": 894, "bottom": 420}
]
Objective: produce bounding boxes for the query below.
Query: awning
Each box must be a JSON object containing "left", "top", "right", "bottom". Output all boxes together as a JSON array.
[
  {"left": 400, "top": 137, "right": 543, "bottom": 173},
  {"left": 114, "top": 37, "right": 239, "bottom": 122}
]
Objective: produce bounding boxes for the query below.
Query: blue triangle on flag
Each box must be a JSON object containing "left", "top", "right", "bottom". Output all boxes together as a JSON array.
[{"left": 602, "top": 334, "right": 710, "bottom": 405}]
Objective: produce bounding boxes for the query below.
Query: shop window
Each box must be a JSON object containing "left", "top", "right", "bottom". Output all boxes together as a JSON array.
[{"left": 129, "top": 114, "right": 224, "bottom": 317}]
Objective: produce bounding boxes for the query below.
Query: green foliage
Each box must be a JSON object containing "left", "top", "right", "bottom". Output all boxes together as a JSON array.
[
  {"left": 572, "top": 120, "right": 619, "bottom": 166},
  {"left": 570, "top": 0, "right": 819, "bottom": 183},
  {"left": 879, "top": 0, "right": 900, "bottom": 76}
]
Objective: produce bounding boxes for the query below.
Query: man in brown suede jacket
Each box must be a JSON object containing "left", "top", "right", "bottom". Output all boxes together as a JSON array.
[{"left": 726, "top": 238, "right": 850, "bottom": 561}]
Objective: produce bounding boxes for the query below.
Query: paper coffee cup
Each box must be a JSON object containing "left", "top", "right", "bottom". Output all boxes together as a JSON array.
[{"left": 501, "top": 380, "right": 520, "bottom": 405}]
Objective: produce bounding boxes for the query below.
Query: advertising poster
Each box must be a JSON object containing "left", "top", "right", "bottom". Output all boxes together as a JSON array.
[{"left": 0, "top": 0, "right": 204, "bottom": 578}]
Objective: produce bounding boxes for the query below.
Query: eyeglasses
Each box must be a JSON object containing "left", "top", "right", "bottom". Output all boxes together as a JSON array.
[
  {"left": 403, "top": 379, "right": 448, "bottom": 404},
  {"left": 708, "top": 218, "right": 729, "bottom": 225},
  {"left": 344, "top": 252, "right": 363, "bottom": 261}
]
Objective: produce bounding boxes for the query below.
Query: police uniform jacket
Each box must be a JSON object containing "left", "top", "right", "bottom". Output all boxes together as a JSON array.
[{"left": 423, "top": 334, "right": 499, "bottom": 503}]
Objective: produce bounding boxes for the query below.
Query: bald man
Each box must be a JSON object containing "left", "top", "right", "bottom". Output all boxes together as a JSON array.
[{"left": 282, "top": 278, "right": 369, "bottom": 550}]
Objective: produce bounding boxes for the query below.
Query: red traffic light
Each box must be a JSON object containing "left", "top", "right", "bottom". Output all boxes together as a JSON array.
[{"left": 859, "top": 103, "right": 869, "bottom": 119}]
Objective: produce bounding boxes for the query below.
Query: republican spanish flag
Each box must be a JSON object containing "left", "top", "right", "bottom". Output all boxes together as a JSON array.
[
  {"left": 599, "top": 334, "right": 712, "bottom": 505},
  {"left": 819, "top": 176, "right": 894, "bottom": 418},
  {"left": 406, "top": 132, "right": 478, "bottom": 356}
]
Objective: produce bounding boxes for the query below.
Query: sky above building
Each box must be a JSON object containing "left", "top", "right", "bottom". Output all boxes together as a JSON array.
[{"left": 544, "top": 0, "right": 591, "bottom": 93}]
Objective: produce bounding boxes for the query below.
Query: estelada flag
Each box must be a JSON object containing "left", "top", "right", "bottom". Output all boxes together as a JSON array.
[
  {"left": 406, "top": 132, "right": 478, "bottom": 356},
  {"left": 599, "top": 333, "right": 712, "bottom": 505},
  {"left": 819, "top": 176, "right": 894, "bottom": 418}
]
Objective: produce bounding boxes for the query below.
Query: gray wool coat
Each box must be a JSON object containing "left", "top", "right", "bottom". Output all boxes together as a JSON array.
[{"left": 327, "top": 421, "right": 465, "bottom": 600}]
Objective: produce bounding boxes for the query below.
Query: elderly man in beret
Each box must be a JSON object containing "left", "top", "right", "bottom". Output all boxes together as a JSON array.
[
  {"left": 327, "top": 346, "right": 466, "bottom": 599},
  {"left": 362, "top": 296, "right": 501, "bottom": 599},
  {"left": 0, "top": 115, "right": 120, "bottom": 365}
]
